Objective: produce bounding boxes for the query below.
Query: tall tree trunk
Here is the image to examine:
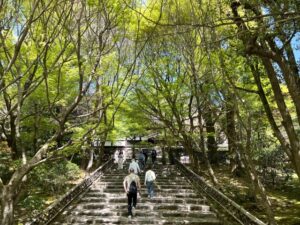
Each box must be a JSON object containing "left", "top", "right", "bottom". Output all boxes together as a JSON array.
[
  {"left": 241, "top": 148, "right": 277, "bottom": 225},
  {"left": 0, "top": 130, "right": 56, "bottom": 224},
  {"left": 8, "top": 114, "right": 19, "bottom": 159},
  {"left": 182, "top": 135, "right": 199, "bottom": 172},
  {"left": 99, "top": 110, "right": 108, "bottom": 163},
  {"left": 98, "top": 136, "right": 107, "bottom": 163},
  {"left": 33, "top": 102, "right": 39, "bottom": 152},
  {"left": 250, "top": 61, "right": 291, "bottom": 154},
  {"left": 80, "top": 146, "right": 88, "bottom": 170},
  {"left": 195, "top": 122, "right": 219, "bottom": 186},
  {"left": 265, "top": 38, "right": 300, "bottom": 125},
  {"left": 230, "top": 1, "right": 300, "bottom": 181},
  {"left": 188, "top": 56, "right": 218, "bottom": 185},
  {"left": 261, "top": 58, "right": 300, "bottom": 179},
  {"left": 194, "top": 91, "right": 218, "bottom": 185},
  {"left": 203, "top": 110, "right": 218, "bottom": 164},
  {"left": 225, "top": 93, "right": 237, "bottom": 171},
  {"left": 224, "top": 92, "right": 245, "bottom": 176},
  {"left": 0, "top": 77, "right": 19, "bottom": 159},
  {"left": 236, "top": 109, "right": 277, "bottom": 225},
  {"left": 1, "top": 185, "right": 14, "bottom": 225}
]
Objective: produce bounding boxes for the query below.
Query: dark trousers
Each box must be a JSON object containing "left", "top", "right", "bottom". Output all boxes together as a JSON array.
[
  {"left": 152, "top": 156, "right": 156, "bottom": 164},
  {"left": 138, "top": 159, "right": 145, "bottom": 170},
  {"left": 127, "top": 192, "right": 137, "bottom": 216}
]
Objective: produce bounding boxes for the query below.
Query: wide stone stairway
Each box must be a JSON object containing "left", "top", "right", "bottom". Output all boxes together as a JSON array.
[{"left": 50, "top": 159, "right": 222, "bottom": 225}]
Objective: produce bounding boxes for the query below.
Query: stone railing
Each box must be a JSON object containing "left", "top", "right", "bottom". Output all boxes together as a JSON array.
[
  {"left": 26, "top": 157, "right": 114, "bottom": 225},
  {"left": 174, "top": 159, "right": 266, "bottom": 225}
]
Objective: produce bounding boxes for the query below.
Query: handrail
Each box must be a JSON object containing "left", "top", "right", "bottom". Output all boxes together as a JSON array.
[
  {"left": 174, "top": 159, "right": 266, "bottom": 225},
  {"left": 26, "top": 157, "right": 114, "bottom": 225}
]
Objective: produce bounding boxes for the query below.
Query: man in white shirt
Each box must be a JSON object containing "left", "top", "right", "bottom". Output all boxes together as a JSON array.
[
  {"left": 123, "top": 168, "right": 141, "bottom": 218},
  {"left": 128, "top": 157, "right": 141, "bottom": 174},
  {"left": 144, "top": 166, "right": 156, "bottom": 198}
]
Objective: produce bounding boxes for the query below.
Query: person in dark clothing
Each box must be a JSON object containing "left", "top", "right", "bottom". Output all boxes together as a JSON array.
[
  {"left": 123, "top": 168, "right": 141, "bottom": 218},
  {"left": 151, "top": 149, "right": 157, "bottom": 164},
  {"left": 143, "top": 149, "right": 148, "bottom": 164}
]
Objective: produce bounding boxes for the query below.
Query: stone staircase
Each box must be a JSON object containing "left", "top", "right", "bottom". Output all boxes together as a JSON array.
[{"left": 50, "top": 159, "right": 222, "bottom": 225}]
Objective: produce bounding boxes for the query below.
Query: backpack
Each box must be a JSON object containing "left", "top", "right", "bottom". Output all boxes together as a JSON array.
[{"left": 129, "top": 180, "right": 138, "bottom": 194}]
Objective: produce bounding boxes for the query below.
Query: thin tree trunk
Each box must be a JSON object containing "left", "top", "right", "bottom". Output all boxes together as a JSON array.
[
  {"left": 33, "top": 102, "right": 39, "bottom": 152},
  {"left": 195, "top": 125, "right": 219, "bottom": 186},
  {"left": 182, "top": 136, "right": 199, "bottom": 172},
  {"left": 194, "top": 90, "right": 218, "bottom": 185},
  {"left": 236, "top": 112, "right": 277, "bottom": 225},
  {"left": 225, "top": 93, "right": 239, "bottom": 173},
  {"left": 189, "top": 135, "right": 218, "bottom": 187},
  {"left": 242, "top": 148, "right": 277, "bottom": 224},
  {"left": 195, "top": 101, "right": 218, "bottom": 184},
  {"left": 241, "top": 149, "right": 276, "bottom": 225},
  {"left": 188, "top": 57, "right": 218, "bottom": 185},
  {"left": 86, "top": 149, "right": 94, "bottom": 171}
]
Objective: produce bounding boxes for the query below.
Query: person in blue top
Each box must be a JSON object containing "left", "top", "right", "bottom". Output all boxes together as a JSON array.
[
  {"left": 145, "top": 165, "right": 156, "bottom": 198},
  {"left": 138, "top": 150, "right": 145, "bottom": 171}
]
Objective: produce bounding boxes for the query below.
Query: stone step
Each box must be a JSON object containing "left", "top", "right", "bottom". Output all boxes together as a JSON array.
[
  {"left": 79, "top": 196, "right": 207, "bottom": 204},
  {"left": 98, "top": 184, "right": 192, "bottom": 189},
  {"left": 65, "top": 209, "right": 216, "bottom": 218},
  {"left": 54, "top": 215, "right": 221, "bottom": 224},
  {"left": 79, "top": 192, "right": 201, "bottom": 201},
  {"left": 87, "top": 187, "right": 197, "bottom": 193},
  {"left": 78, "top": 202, "right": 211, "bottom": 211},
  {"left": 92, "top": 181, "right": 191, "bottom": 187},
  {"left": 93, "top": 180, "right": 188, "bottom": 184},
  {"left": 52, "top": 218, "right": 221, "bottom": 225},
  {"left": 115, "top": 171, "right": 173, "bottom": 175},
  {"left": 100, "top": 175, "right": 187, "bottom": 181},
  {"left": 88, "top": 188, "right": 196, "bottom": 194}
]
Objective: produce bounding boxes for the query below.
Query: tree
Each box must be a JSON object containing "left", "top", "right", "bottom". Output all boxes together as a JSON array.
[
  {"left": 228, "top": 0, "right": 300, "bottom": 180},
  {"left": 0, "top": 0, "right": 145, "bottom": 224}
]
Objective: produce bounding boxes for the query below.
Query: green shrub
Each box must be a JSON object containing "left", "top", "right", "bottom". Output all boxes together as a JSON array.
[
  {"left": 19, "top": 195, "right": 45, "bottom": 211},
  {"left": 0, "top": 151, "right": 21, "bottom": 183},
  {"left": 29, "top": 159, "right": 81, "bottom": 194}
]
